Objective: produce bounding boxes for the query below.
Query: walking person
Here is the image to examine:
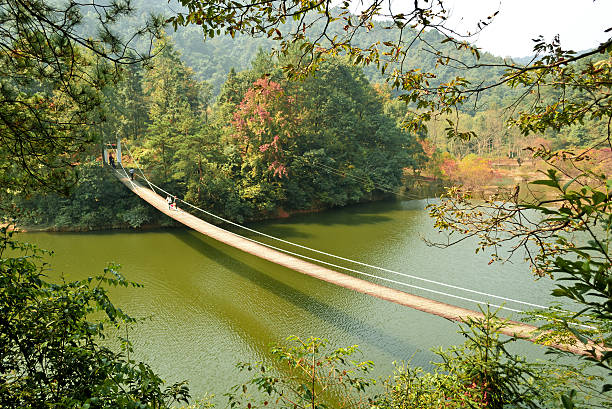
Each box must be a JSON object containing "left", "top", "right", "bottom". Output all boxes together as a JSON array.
[
  {"left": 108, "top": 153, "right": 115, "bottom": 168},
  {"left": 129, "top": 168, "right": 135, "bottom": 181},
  {"left": 166, "top": 195, "right": 173, "bottom": 210}
]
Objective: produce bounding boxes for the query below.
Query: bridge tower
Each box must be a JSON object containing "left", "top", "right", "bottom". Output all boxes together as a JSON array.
[{"left": 102, "top": 139, "right": 122, "bottom": 166}]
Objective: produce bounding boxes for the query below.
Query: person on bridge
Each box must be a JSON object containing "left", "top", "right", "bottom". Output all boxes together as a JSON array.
[
  {"left": 166, "top": 195, "right": 173, "bottom": 210},
  {"left": 129, "top": 168, "right": 135, "bottom": 181},
  {"left": 108, "top": 153, "right": 115, "bottom": 168}
]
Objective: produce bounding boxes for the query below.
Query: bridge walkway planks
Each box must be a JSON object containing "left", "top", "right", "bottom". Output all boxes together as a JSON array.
[{"left": 117, "top": 173, "right": 595, "bottom": 356}]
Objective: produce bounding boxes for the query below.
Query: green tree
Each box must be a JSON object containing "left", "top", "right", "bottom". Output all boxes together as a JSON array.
[
  {"left": 102, "top": 61, "right": 149, "bottom": 145},
  {"left": 423, "top": 38, "right": 612, "bottom": 400},
  {"left": 285, "top": 57, "right": 423, "bottom": 207},
  {"left": 0, "top": 227, "right": 189, "bottom": 407},
  {"left": 428, "top": 167, "right": 612, "bottom": 393},
  {"left": 219, "top": 55, "right": 424, "bottom": 216},
  {"left": 0, "top": 0, "right": 163, "bottom": 195},
  {"left": 6, "top": 161, "right": 162, "bottom": 231},
  {"left": 141, "top": 36, "right": 204, "bottom": 180}
]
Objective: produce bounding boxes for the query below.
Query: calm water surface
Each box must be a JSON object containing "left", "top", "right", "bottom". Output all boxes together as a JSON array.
[{"left": 20, "top": 199, "right": 562, "bottom": 401}]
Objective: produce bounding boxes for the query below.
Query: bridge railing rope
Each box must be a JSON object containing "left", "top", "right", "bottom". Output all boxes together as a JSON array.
[
  {"left": 121, "top": 142, "right": 156, "bottom": 192},
  {"left": 117, "top": 141, "right": 596, "bottom": 329},
  {"left": 294, "top": 155, "right": 420, "bottom": 200}
]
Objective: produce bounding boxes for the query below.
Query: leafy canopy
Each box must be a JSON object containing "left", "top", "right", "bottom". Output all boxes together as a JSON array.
[
  {"left": 0, "top": 226, "right": 189, "bottom": 408},
  {"left": 0, "top": 0, "right": 164, "bottom": 195}
]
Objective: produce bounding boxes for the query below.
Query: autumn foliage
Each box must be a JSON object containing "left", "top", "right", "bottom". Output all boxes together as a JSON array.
[
  {"left": 421, "top": 146, "right": 501, "bottom": 189},
  {"left": 232, "top": 78, "right": 300, "bottom": 178}
]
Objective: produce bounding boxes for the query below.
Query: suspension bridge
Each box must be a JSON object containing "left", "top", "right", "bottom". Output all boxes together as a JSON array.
[{"left": 110, "top": 142, "right": 602, "bottom": 357}]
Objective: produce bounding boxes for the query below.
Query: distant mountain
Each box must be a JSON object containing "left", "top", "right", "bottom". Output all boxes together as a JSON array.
[
  {"left": 511, "top": 55, "right": 537, "bottom": 65},
  {"left": 100, "top": 1, "right": 523, "bottom": 108}
]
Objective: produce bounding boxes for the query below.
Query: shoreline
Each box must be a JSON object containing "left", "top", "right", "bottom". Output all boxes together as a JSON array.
[{"left": 11, "top": 195, "right": 401, "bottom": 234}]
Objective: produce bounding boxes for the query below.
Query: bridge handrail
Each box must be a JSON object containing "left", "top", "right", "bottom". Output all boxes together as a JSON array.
[{"left": 117, "top": 141, "right": 596, "bottom": 330}]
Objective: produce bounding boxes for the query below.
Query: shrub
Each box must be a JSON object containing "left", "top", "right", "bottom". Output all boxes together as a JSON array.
[
  {"left": 0, "top": 226, "right": 189, "bottom": 408},
  {"left": 377, "top": 309, "right": 593, "bottom": 409},
  {"left": 226, "top": 336, "right": 375, "bottom": 409}
]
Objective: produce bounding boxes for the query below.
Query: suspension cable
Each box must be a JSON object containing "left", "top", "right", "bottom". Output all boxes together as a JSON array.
[
  {"left": 143, "top": 174, "right": 565, "bottom": 315},
  {"left": 125, "top": 175, "right": 522, "bottom": 313},
  {"left": 117, "top": 158, "right": 139, "bottom": 191},
  {"left": 298, "top": 156, "right": 421, "bottom": 200},
  {"left": 120, "top": 141, "right": 553, "bottom": 310},
  {"left": 122, "top": 142, "right": 155, "bottom": 192},
  {"left": 124, "top": 169, "right": 598, "bottom": 327},
  {"left": 119, "top": 140, "right": 599, "bottom": 330}
]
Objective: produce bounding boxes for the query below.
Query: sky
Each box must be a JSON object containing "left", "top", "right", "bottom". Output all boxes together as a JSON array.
[
  {"left": 358, "top": 0, "right": 612, "bottom": 57},
  {"left": 424, "top": 0, "right": 612, "bottom": 57}
]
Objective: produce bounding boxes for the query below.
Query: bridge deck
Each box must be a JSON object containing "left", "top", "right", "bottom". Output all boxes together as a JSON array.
[{"left": 117, "top": 173, "right": 595, "bottom": 356}]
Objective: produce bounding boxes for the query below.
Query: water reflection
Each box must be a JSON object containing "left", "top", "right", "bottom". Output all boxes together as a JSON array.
[
  {"left": 18, "top": 199, "right": 559, "bottom": 399},
  {"left": 176, "top": 232, "right": 416, "bottom": 358}
]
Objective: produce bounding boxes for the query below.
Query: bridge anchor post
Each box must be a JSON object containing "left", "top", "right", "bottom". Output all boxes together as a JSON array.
[{"left": 116, "top": 139, "right": 122, "bottom": 165}]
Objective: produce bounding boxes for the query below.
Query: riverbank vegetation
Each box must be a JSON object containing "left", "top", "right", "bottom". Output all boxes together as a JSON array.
[
  {"left": 5, "top": 29, "right": 610, "bottom": 230},
  {"left": 0, "top": 228, "right": 190, "bottom": 407},
  {"left": 0, "top": 228, "right": 602, "bottom": 408},
  {"left": 1, "top": 0, "right": 610, "bottom": 407},
  {"left": 4, "top": 35, "right": 426, "bottom": 230}
]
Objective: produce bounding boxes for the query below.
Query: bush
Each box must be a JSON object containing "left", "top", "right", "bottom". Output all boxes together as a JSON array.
[
  {"left": 226, "top": 336, "right": 375, "bottom": 409},
  {"left": 119, "top": 205, "right": 152, "bottom": 228},
  {"left": 0, "top": 226, "right": 190, "bottom": 408},
  {"left": 377, "top": 309, "right": 593, "bottom": 409}
]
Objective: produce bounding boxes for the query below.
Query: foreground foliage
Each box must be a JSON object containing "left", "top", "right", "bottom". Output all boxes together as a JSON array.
[
  {"left": 227, "top": 336, "right": 375, "bottom": 409},
  {"left": 0, "top": 227, "right": 189, "bottom": 408},
  {"left": 379, "top": 311, "right": 589, "bottom": 409},
  {"left": 0, "top": 0, "right": 163, "bottom": 195},
  {"left": 429, "top": 164, "right": 612, "bottom": 396},
  {"left": 0, "top": 227, "right": 605, "bottom": 408},
  {"left": 225, "top": 312, "right": 595, "bottom": 409}
]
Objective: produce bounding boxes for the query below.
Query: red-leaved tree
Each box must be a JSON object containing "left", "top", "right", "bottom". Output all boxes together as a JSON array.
[{"left": 232, "top": 78, "right": 301, "bottom": 178}]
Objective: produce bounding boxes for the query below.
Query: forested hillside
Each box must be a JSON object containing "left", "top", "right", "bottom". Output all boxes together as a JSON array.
[
  {"left": 105, "top": 1, "right": 610, "bottom": 152},
  {"left": 90, "top": 0, "right": 517, "bottom": 106},
  {"left": 7, "top": 1, "right": 610, "bottom": 230},
  {"left": 9, "top": 36, "right": 425, "bottom": 229}
]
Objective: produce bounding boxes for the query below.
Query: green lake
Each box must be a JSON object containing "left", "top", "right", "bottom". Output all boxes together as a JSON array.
[{"left": 19, "top": 199, "right": 563, "bottom": 402}]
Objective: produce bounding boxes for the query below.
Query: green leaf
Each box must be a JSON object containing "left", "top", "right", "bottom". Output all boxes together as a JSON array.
[
  {"left": 562, "top": 175, "right": 582, "bottom": 192},
  {"left": 592, "top": 191, "right": 606, "bottom": 205},
  {"left": 568, "top": 326, "right": 590, "bottom": 345},
  {"left": 531, "top": 179, "right": 559, "bottom": 188},
  {"left": 561, "top": 393, "right": 575, "bottom": 408}
]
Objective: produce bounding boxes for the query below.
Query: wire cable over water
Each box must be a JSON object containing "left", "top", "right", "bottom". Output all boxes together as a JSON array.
[
  {"left": 120, "top": 145, "right": 545, "bottom": 308},
  {"left": 297, "top": 157, "right": 420, "bottom": 200},
  {"left": 118, "top": 141, "right": 597, "bottom": 328}
]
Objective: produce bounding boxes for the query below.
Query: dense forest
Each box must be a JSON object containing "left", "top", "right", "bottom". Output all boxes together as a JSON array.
[
  {"left": 1, "top": 1, "right": 611, "bottom": 408},
  {"left": 84, "top": 1, "right": 517, "bottom": 100},
  {"left": 6, "top": 2, "right": 609, "bottom": 230},
  {"left": 8, "top": 35, "right": 425, "bottom": 229},
  {"left": 4, "top": 21, "right": 611, "bottom": 230}
]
